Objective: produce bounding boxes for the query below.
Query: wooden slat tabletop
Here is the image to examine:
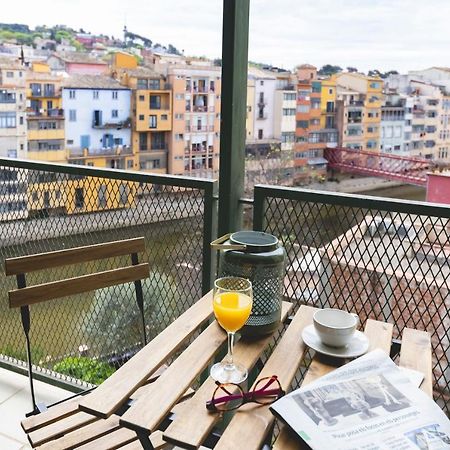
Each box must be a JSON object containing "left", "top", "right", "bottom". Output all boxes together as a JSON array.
[
  {"left": 79, "top": 291, "right": 213, "bottom": 419},
  {"left": 272, "top": 322, "right": 433, "bottom": 450},
  {"left": 211, "top": 305, "right": 316, "bottom": 450},
  {"left": 163, "top": 301, "right": 293, "bottom": 449}
]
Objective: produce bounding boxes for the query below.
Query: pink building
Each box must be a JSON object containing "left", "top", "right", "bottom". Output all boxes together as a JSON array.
[
  {"left": 427, "top": 173, "right": 450, "bottom": 204},
  {"left": 47, "top": 53, "right": 107, "bottom": 75}
]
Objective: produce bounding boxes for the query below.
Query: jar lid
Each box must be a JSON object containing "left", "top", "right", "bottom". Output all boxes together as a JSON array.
[{"left": 230, "top": 231, "right": 279, "bottom": 252}]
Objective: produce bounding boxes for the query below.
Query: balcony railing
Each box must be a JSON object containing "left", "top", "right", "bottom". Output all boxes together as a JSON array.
[
  {"left": 69, "top": 146, "right": 133, "bottom": 157},
  {"left": 193, "top": 105, "right": 208, "bottom": 113},
  {"left": 253, "top": 185, "right": 450, "bottom": 415},
  {"left": 27, "top": 108, "right": 64, "bottom": 118},
  {"left": 0, "top": 157, "right": 216, "bottom": 390},
  {"left": 1, "top": 158, "right": 450, "bottom": 416},
  {"left": 92, "top": 118, "right": 131, "bottom": 129}
]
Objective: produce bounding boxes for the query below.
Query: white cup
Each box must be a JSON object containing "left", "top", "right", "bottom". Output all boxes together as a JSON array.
[{"left": 313, "top": 309, "right": 359, "bottom": 348}]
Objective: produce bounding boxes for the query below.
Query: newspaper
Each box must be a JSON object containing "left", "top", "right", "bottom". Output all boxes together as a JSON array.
[{"left": 271, "top": 350, "right": 450, "bottom": 449}]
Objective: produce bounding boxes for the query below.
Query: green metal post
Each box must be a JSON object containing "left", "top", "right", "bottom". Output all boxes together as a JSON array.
[{"left": 218, "top": 0, "right": 250, "bottom": 236}]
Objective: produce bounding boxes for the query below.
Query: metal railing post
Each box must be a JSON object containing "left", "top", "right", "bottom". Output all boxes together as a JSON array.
[{"left": 218, "top": 0, "right": 250, "bottom": 236}]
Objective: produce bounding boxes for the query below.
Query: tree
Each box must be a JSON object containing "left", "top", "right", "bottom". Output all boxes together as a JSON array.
[
  {"left": 317, "top": 65, "right": 343, "bottom": 76},
  {"left": 346, "top": 66, "right": 358, "bottom": 73},
  {"left": 84, "top": 271, "right": 182, "bottom": 356},
  {"left": 368, "top": 69, "right": 382, "bottom": 77}
]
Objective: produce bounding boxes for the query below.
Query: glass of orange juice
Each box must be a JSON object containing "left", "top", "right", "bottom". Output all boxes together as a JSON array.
[{"left": 211, "top": 277, "right": 253, "bottom": 384}]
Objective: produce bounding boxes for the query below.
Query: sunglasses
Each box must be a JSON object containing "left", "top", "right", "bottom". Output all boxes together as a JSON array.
[{"left": 206, "top": 375, "right": 285, "bottom": 412}]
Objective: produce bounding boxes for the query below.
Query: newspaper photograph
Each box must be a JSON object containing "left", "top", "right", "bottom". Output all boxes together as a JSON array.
[{"left": 271, "top": 350, "right": 450, "bottom": 450}]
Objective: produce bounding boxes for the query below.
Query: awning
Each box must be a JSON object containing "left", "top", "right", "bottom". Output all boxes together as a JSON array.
[{"left": 307, "top": 157, "right": 328, "bottom": 165}]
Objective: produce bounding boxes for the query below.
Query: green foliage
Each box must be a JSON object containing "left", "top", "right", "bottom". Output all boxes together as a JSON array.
[
  {"left": 0, "top": 345, "right": 45, "bottom": 363},
  {"left": 53, "top": 356, "right": 115, "bottom": 385},
  {"left": 84, "top": 271, "right": 181, "bottom": 354},
  {"left": 317, "top": 64, "right": 343, "bottom": 76}
]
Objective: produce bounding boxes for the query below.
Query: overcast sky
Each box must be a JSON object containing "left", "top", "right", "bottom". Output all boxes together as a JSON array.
[{"left": 3, "top": 0, "right": 450, "bottom": 73}]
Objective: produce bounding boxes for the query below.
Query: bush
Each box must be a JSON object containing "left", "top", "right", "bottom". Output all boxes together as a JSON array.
[{"left": 53, "top": 356, "right": 115, "bottom": 385}]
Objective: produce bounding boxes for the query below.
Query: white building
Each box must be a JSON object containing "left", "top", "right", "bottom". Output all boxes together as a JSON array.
[
  {"left": 381, "top": 94, "right": 413, "bottom": 155},
  {"left": 62, "top": 75, "right": 131, "bottom": 164},
  {"left": 248, "top": 67, "right": 277, "bottom": 143},
  {"left": 274, "top": 76, "right": 296, "bottom": 151}
]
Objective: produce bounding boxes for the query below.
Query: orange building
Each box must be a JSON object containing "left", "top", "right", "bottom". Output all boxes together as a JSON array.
[
  {"left": 294, "top": 65, "right": 328, "bottom": 183},
  {"left": 113, "top": 53, "right": 172, "bottom": 174}
]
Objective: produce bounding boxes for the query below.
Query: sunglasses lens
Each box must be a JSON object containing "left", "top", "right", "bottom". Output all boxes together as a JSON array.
[
  {"left": 253, "top": 377, "right": 283, "bottom": 405},
  {"left": 212, "top": 383, "right": 244, "bottom": 411}
]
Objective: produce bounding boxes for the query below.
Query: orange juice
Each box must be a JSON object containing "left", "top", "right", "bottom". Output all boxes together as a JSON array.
[{"left": 213, "top": 292, "right": 252, "bottom": 332}]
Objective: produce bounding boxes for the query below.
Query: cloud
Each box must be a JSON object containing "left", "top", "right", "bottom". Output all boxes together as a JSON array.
[{"left": 2, "top": 0, "right": 450, "bottom": 72}]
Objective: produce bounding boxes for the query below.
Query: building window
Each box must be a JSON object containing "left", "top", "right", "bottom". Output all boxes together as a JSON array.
[
  {"left": 296, "top": 120, "right": 309, "bottom": 128},
  {"left": 93, "top": 90, "right": 99, "bottom": 99},
  {"left": 112, "top": 109, "right": 118, "bottom": 118},
  {"left": 149, "top": 115, "right": 157, "bottom": 128},
  {"left": 282, "top": 108, "right": 296, "bottom": 116},
  {"left": 75, "top": 188, "right": 84, "bottom": 209},
  {"left": 137, "top": 79, "right": 148, "bottom": 89},
  {"left": 175, "top": 93, "right": 185, "bottom": 100},
  {"left": 19, "top": 116, "right": 23, "bottom": 125},
  {"left": 69, "top": 90, "right": 76, "bottom": 99},
  {"left": 260, "top": 80, "right": 264, "bottom": 86},
  {"left": 326, "top": 101, "right": 334, "bottom": 113},
  {"left": 112, "top": 91, "right": 118, "bottom": 99},
  {"left": 7, "top": 149, "right": 17, "bottom": 158},
  {"left": 127, "top": 160, "right": 134, "bottom": 169},
  {"left": 139, "top": 132, "right": 147, "bottom": 151},
  {"left": 139, "top": 114, "right": 144, "bottom": 120},
  {"left": 139, "top": 95, "right": 145, "bottom": 101},
  {"left": 0, "top": 112, "right": 16, "bottom": 128},
  {"left": 281, "top": 132, "right": 295, "bottom": 143},
  {"left": 297, "top": 105, "right": 310, "bottom": 113},
  {"left": 67, "top": 139, "right": 74, "bottom": 145},
  {"left": 0, "top": 91, "right": 15, "bottom": 103},
  {"left": 20, "top": 144, "right": 24, "bottom": 150},
  {"left": 161, "top": 114, "right": 168, "bottom": 120},
  {"left": 175, "top": 113, "right": 183, "bottom": 120},
  {"left": 258, "top": 129, "right": 263, "bottom": 139},
  {"left": 149, "top": 79, "right": 160, "bottom": 89},
  {"left": 6, "top": 71, "right": 13, "bottom": 78},
  {"left": 119, "top": 185, "right": 129, "bottom": 205},
  {"left": 311, "top": 99, "right": 320, "bottom": 109},
  {"left": 98, "top": 185, "right": 107, "bottom": 208},
  {"left": 369, "top": 82, "right": 381, "bottom": 89},
  {"left": 150, "top": 95, "right": 161, "bottom": 109},
  {"left": 69, "top": 110, "right": 77, "bottom": 121},
  {"left": 283, "top": 92, "right": 296, "bottom": 101},
  {"left": 175, "top": 133, "right": 184, "bottom": 140}
]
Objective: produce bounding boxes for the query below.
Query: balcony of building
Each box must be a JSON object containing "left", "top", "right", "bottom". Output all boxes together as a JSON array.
[
  {"left": 27, "top": 108, "right": 64, "bottom": 119},
  {"left": 1, "top": 4, "right": 450, "bottom": 444}
]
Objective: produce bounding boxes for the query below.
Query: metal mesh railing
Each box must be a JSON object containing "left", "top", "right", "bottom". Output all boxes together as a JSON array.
[
  {"left": 0, "top": 158, "right": 216, "bottom": 387},
  {"left": 253, "top": 185, "right": 450, "bottom": 416}
]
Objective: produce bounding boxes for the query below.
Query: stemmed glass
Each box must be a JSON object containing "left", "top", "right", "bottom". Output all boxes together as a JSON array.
[{"left": 210, "top": 277, "right": 253, "bottom": 384}]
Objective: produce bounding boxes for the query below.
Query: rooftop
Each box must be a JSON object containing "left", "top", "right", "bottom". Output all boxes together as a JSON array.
[
  {"left": 62, "top": 74, "right": 129, "bottom": 90},
  {"left": 51, "top": 52, "right": 108, "bottom": 65},
  {"left": 118, "top": 66, "right": 162, "bottom": 79}
]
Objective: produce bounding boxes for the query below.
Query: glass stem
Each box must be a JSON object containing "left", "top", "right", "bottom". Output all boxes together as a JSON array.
[{"left": 226, "top": 332, "right": 235, "bottom": 367}]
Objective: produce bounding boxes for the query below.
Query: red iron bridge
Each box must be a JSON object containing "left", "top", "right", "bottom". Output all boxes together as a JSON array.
[{"left": 324, "top": 147, "right": 448, "bottom": 187}]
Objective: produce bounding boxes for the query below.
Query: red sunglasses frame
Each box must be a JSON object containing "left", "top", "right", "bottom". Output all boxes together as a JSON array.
[{"left": 206, "top": 375, "right": 285, "bottom": 412}]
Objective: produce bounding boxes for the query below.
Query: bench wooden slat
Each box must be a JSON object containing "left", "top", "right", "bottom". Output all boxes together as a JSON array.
[
  {"left": 213, "top": 305, "right": 316, "bottom": 450},
  {"left": 74, "top": 428, "right": 137, "bottom": 450},
  {"left": 163, "top": 301, "right": 293, "bottom": 449},
  {"left": 21, "top": 397, "right": 81, "bottom": 433},
  {"left": 79, "top": 291, "right": 213, "bottom": 419},
  {"left": 5, "top": 237, "right": 145, "bottom": 275},
  {"left": 37, "top": 415, "right": 120, "bottom": 450},
  {"left": 272, "top": 318, "right": 395, "bottom": 450},
  {"left": 120, "top": 320, "right": 227, "bottom": 433},
  {"left": 9, "top": 263, "right": 150, "bottom": 308},
  {"left": 399, "top": 327, "right": 433, "bottom": 397},
  {"left": 28, "top": 412, "right": 98, "bottom": 447}
]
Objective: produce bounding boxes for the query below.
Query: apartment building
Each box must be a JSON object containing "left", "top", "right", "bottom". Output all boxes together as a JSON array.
[
  {"left": 273, "top": 72, "right": 296, "bottom": 152},
  {"left": 380, "top": 93, "right": 413, "bottom": 155},
  {"left": 335, "top": 73, "right": 383, "bottom": 151},
  {"left": 294, "top": 65, "right": 328, "bottom": 182},
  {"left": 26, "top": 62, "right": 66, "bottom": 163},
  {"left": 0, "top": 58, "right": 27, "bottom": 220},
  {"left": 166, "top": 63, "right": 221, "bottom": 178},
  {"left": 117, "top": 66, "right": 172, "bottom": 174},
  {"left": 62, "top": 75, "right": 133, "bottom": 169},
  {"left": 0, "top": 58, "right": 27, "bottom": 159}
]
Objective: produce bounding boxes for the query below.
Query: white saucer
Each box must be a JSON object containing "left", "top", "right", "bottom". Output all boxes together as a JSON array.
[{"left": 302, "top": 325, "right": 369, "bottom": 359}]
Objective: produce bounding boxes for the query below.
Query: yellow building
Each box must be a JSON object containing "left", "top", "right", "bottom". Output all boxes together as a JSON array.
[
  {"left": 26, "top": 63, "right": 66, "bottom": 162},
  {"left": 113, "top": 55, "right": 172, "bottom": 174},
  {"left": 320, "top": 77, "right": 336, "bottom": 129},
  {"left": 27, "top": 177, "right": 137, "bottom": 216},
  {"left": 336, "top": 73, "right": 384, "bottom": 151}
]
